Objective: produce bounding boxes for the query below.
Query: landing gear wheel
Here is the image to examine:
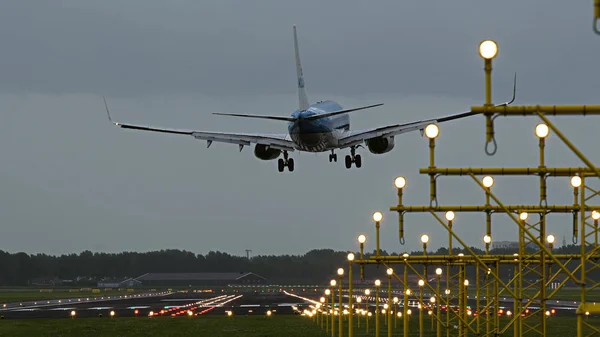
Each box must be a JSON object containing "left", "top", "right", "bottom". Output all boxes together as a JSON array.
[
  {"left": 329, "top": 151, "right": 337, "bottom": 163},
  {"left": 344, "top": 146, "right": 362, "bottom": 169},
  {"left": 345, "top": 155, "right": 352, "bottom": 169},
  {"left": 277, "top": 151, "right": 294, "bottom": 172}
]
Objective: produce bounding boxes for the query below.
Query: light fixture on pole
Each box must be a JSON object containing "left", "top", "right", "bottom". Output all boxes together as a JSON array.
[
  {"left": 386, "top": 268, "right": 393, "bottom": 337},
  {"left": 347, "top": 253, "right": 354, "bottom": 337},
  {"left": 375, "top": 279, "right": 381, "bottom": 337},
  {"left": 338, "top": 268, "right": 344, "bottom": 337},
  {"left": 373, "top": 212, "right": 383, "bottom": 257}
]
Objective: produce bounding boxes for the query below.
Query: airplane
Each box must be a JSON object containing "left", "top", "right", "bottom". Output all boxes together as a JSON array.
[{"left": 104, "top": 25, "right": 516, "bottom": 172}]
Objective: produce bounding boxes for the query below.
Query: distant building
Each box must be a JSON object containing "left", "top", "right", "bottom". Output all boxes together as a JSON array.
[
  {"left": 134, "top": 272, "right": 267, "bottom": 286},
  {"left": 97, "top": 278, "right": 142, "bottom": 288},
  {"left": 28, "top": 277, "right": 62, "bottom": 286},
  {"left": 491, "top": 241, "right": 519, "bottom": 250}
]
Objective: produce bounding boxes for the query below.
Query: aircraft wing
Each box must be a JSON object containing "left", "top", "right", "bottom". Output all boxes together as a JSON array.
[
  {"left": 337, "top": 110, "right": 479, "bottom": 148},
  {"left": 338, "top": 72, "right": 518, "bottom": 148},
  {"left": 337, "top": 119, "right": 436, "bottom": 148},
  {"left": 113, "top": 122, "right": 296, "bottom": 151},
  {"left": 104, "top": 97, "right": 296, "bottom": 151}
]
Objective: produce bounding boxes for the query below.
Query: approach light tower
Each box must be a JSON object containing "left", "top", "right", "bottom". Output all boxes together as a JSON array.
[{"left": 246, "top": 249, "right": 252, "bottom": 260}]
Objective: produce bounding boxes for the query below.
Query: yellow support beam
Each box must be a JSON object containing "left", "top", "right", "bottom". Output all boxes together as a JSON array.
[
  {"left": 536, "top": 112, "right": 600, "bottom": 183},
  {"left": 577, "top": 302, "right": 600, "bottom": 315},
  {"left": 418, "top": 167, "right": 600, "bottom": 176},
  {"left": 390, "top": 205, "right": 595, "bottom": 212},
  {"left": 353, "top": 254, "right": 587, "bottom": 265},
  {"left": 470, "top": 105, "right": 600, "bottom": 115}
]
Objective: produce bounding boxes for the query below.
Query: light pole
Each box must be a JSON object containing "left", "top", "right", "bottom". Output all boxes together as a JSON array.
[
  {"left": 347, "top": 253, "right": 355, "bottom": 337},
  {"left": 478, "top": 39, "right": 498, "bottom": 106},
  {"left": 330, "top": 280, "right": 336, "bottom": 337},
  {"left": 383, "top": 304, "right": 388, "bottom": 325},
  {"left": 375, "top": 279, "right": 381, "bottom": 337},
  {"left": 421, "top": 234, "right": 429, "bottom": 254},
  {"left": 463, "top": 279, "right": 469, "bottom": 336},
  {"left": 373, "top": 212, "right": 383, "bottom": 257},
  {"left": 395, "top": 176, "right": 406, "bottom": 244},
  {"left": 435, "top": 268, "right": 443, "bottom": 337},
  {"left": 484, "top": 234, "right": 492, "bottom": 255},
  {"left": 320, "top": 297, "right": 326, "bottom": 329},
  {"left": 547, "top": 234, "right": 555, "bottom": 293},
  {"left": 356, "top": 297, "right": 362, "bottom": 328},
  {"left": 365, "top": 289, "right": 370, "bottom": 334},
  {"left": 418, "top": 279, "right": 425, "bottom": 337},
  {"left": 592, "top": 211, "right": 600, "bottom": 245},
  {"left": 325, "top": 289, "right": 331, "bottom": 334},
  {"left": 358, "top": 234, "right": 366, "bottom": 280},
  {"left": 536, "top": 123, "right": 549, "bottom": 170},
  {"left": 386, "top": 268, "right": 393, "bottom": 337},
  {"left": 483, "top": 175, "right": 494, "bottom": 254},
  {"left": 425, "top": 124, "right": 439, "bottom": 205},
  {"left": 338, "top": 268, "right": 344, "bottom": 337},
  {"left": 393, "top": 297, "right": 399, "bottom": 329},
  {"left": 445, "top": 211, "right": 455, "bottom": 257},
  {"left": 403, "top": 254, "right": 410, "bottom": 337},
  {"left": 429, "top": 297, "right": 436, "bottom": 330},
  {"left": 478, "top": 39, "right": 498, "bottom": 151}
]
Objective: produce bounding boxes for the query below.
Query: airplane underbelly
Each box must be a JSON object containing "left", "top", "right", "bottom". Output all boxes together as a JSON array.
[{"left": 291, "top": 131, "right": 337, "bottom": 152}]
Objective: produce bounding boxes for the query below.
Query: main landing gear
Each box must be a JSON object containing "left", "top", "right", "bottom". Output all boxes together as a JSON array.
[
  {"left": 328, "top": 150, "right": 338, "bottom": 163},
  {"left": 277, "top": 151, "right": 294, "bottom": 172},
  {"left": 345, "top": 146, "right": 362, "bottom": 169}
]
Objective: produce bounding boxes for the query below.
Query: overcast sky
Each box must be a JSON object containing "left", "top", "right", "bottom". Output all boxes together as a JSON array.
[{"left": 2, "top": 0, "right": 600, "bottom": 258}]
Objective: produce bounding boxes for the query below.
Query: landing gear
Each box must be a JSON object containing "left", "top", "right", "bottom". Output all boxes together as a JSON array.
[
  {"left": 328, "top": 150, "right": 338, "bottom": 163},
  {"left": 277, "top": 151, "right": 294, "bottom": 172},
  {"left": 344, "top": 146, "right": 362, "bottom": 169}
]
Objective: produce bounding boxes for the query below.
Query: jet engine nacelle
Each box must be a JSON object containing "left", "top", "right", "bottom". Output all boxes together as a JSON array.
[
  {"left": 254, "top": 144, "right": 282, "bottom": 160},
  {"left": 366, "top": 136, "right": 395, "bottom": 154}
]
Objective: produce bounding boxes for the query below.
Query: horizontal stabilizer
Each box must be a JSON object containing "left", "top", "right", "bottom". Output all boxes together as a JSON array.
[
  {"left": 212, "top": 112, "right": 296, "bottom": 122},
  {"left": 303, "top": 103, "right": 384, "bottom": 121}
]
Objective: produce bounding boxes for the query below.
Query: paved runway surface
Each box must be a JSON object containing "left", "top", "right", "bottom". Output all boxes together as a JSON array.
[
  {"left": 0, "top": 291, "right": 301, "bottom": 319},
  {"left": 0, "top": 290, "right": 579, "bottom": 319}
]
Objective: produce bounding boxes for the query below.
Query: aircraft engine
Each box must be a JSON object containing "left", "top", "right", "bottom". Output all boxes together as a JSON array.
[
  {"left": 366, "top": 136, "right": 395, "bottom": 154},
  {"left": 254, "top": 144, "right": 282, "bottom": 160}
]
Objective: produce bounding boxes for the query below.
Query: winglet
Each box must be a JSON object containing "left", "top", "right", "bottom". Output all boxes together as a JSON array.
[
  {"left": 498, "top": 72, "right": 517, "bottom": 107},
  {"left": 103, "top": 96, "right": 119, "bottom": 126}
]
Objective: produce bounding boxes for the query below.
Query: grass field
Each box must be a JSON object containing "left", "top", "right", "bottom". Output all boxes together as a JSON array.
[{"left": 0, "top": 315, "right": 597, "bottom": 337}]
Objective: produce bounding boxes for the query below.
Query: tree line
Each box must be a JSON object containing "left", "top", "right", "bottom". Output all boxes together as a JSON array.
[{"left": 0, "top": 244, "right": 595, "bottom": 286}]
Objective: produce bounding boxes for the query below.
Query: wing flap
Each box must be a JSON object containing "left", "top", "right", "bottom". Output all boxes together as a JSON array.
[
  {"left": 339, "top": 120, "right": 433, "bottom": 148},
  {"left": 191, "top": 131, "right": 295, "bottom": 151}
]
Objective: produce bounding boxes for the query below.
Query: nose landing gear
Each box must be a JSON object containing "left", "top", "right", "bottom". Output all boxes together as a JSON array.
[
  {"left": 277, "top": 151, "right": 294, "bottom": 172},
  {"left": 328, "top": 150, "right": 338, "bottom": 163}
]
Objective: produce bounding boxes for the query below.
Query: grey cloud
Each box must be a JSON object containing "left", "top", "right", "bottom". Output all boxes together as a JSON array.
[{"left": 0, "top": 1, "right": 598, "bottom": 100}]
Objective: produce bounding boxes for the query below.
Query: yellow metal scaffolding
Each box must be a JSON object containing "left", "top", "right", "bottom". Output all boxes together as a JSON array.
[
  {"left": 305, "top": 7, "right": 600, "bottom": 335},
  {"left": 352, "top": 40, "right": 599, "bottom": 337}
]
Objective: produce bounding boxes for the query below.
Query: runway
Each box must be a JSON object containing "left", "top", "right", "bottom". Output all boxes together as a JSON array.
[
  {"left": 0, "top": 291, "right": 301, "bottom": 319},
  {"left": 0, "top": 289, "right": 583, "bottom": 320}
]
